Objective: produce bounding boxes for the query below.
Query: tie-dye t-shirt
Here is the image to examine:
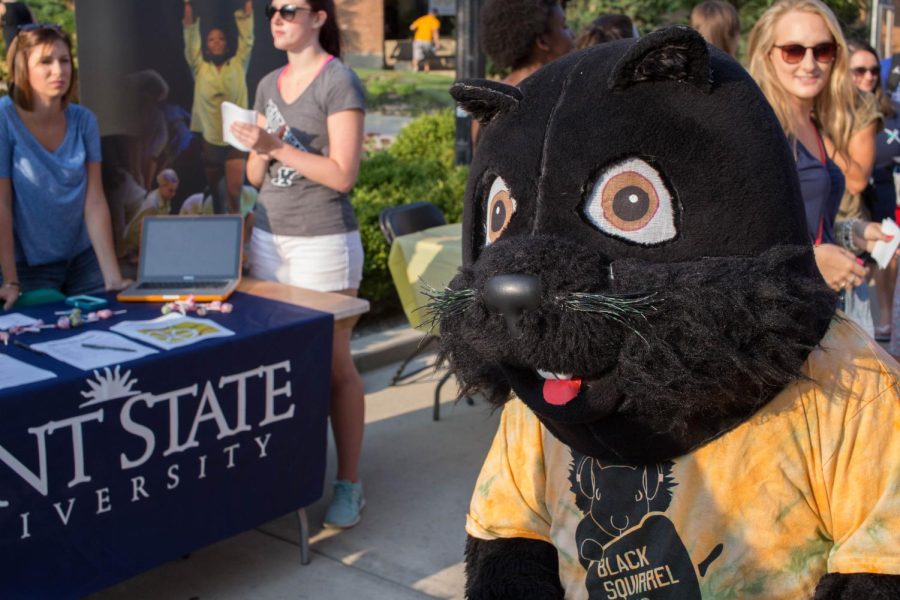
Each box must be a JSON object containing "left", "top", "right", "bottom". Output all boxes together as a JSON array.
[{"left": 466, "top": 318, "right": 900, "bottom": 600}]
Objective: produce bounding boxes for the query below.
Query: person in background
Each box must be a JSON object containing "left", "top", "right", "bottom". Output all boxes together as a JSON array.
[
  {"left": 126, "top": 69, "right": 171, "bottom": 190},
  {"left": 409, "top": 7, "right": 440, "bottom": 72},
  {"left": 180, "top": 182, "right": 257, "bottom": 217},
  {"left": 101, "top": 134, "right": 149, "bottom": 258},
  {"left": 747, "top": 0, "right": 889, "bottom": 298},
  {"left": 121, "top": 169, "right": 179, "bottom": 260},
  {"left": 0, "top": 25, "right": 130, "bottom": 310},
  {"left": 826, "top": 40, "right": 883, "bottom": 336},
  {"left": 230, "top": 0, "right": 367, "bottom": 530},
  {"left": 473, "top": 0, "right": 574, "bottom": 146},
  {"left": 575, "top": 14, "right": 637, "bottom": 49},
  {"left": 690, "top": 0, "right": 741, "bottom": 58},
  {"left": 1, "top": 0, "right": 33, "bottom": 48},
  {"left": 848, "top": 40, "right": 900, "bottom": 341},
  {"left": 183, "top": 0, "right": 254, "bottom": 215}
]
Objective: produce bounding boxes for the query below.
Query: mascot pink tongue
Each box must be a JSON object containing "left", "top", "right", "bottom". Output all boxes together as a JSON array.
[{"left": 543, "top": 379, "right": 582, "bottom": 405}]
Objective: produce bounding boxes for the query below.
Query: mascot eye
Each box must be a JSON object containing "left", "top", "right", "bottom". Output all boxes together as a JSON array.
[
  {"left": 485, "top": 176, "right": 517, "bottom": 245},
  {"left": 583, "top": 158, "right": 676, "bottom": 244}
]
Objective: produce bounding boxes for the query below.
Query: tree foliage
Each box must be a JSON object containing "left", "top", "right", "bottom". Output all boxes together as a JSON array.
[
  {"left": 0, "top": 0, "right": 76, "bottom": 83},
  {"left": 351, "top": 110, "right": 468, "bottom": 312},
  {"left": 565, "top": 0, "right": 867, "bottom": 51},
  {"left": 28, "top": 0, "right": 77, "bottom": 32}
]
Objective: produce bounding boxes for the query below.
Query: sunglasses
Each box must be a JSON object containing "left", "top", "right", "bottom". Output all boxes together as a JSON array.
[
  {"left": 264, "top": 4, "right": 313, "bottom": 21},
  {"left": 773, "top": 42, "right": 837, "bottom": 64},
  {"left": 17, "top": 22, "right": 63, "bottom": 34},
  {"left": 850, "top": 66, "right": 880, "bottom": 77}
]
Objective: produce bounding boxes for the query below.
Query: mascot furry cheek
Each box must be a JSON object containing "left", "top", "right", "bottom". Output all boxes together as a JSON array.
[{"left": 432, "top": 27, "right": 900, "bottom": 600}]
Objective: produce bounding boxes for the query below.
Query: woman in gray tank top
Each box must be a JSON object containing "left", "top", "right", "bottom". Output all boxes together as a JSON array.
[{"left": 230, "top": 0, "right": 367, "bottom": 530}]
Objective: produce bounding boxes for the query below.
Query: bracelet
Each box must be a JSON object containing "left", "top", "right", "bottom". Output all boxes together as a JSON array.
[
  {"left": 838, "top": 219, "right": 862, "bottom": 254},
  {"left": 3, "top": 281, "right": 20, "bottom": 288}
]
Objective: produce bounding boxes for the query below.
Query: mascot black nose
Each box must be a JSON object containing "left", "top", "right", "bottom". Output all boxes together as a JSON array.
[{"left": 483, "top": 274, "right": 542, "bottom": 337}]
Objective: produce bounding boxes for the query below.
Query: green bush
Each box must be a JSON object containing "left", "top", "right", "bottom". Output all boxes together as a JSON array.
[
  {"left": 357, "top": 69, "right": 456, "bottom": 116},
  {"left": 351, "top": 110, "right": 468, "bottom": 315}
]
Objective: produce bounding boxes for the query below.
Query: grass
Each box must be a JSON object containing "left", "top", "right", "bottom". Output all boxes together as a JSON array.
[{"left": 356, "top": 68, "right": 456, "bottom": 116}]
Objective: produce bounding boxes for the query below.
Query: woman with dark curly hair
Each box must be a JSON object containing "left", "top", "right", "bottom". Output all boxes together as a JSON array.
[{"left": 473, "top": 0, "right": 574, "bottom": 145}]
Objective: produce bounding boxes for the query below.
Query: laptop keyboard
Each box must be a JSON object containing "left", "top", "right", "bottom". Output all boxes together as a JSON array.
[{"left": 136, "top": 281, "right": 229, "bottom": 290}]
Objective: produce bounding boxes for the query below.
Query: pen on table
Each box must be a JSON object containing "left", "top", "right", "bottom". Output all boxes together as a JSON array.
[
  {"left": 13, "top": 339, "right": 48, "bottom": 356},
  {"left": 81, "top": 343, "right": 137, "bottom": 353}
]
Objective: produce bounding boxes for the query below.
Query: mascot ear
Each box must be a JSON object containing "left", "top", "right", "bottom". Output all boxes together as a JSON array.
[
  {"left": 609, "top": 25, "right": 711, "bottom": 92},
  {"left": 451, "top": 79, "right": 523, "bottom": 125}
]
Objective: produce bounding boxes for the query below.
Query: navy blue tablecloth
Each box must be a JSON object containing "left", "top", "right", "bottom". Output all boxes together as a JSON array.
[{"left": 0, "top": 292, "right": 333, "bottom": 598}]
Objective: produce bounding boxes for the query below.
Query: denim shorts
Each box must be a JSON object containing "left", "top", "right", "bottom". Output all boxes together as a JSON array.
[{"left": 7, "top": 247, "right": 106, "bottom": 296}]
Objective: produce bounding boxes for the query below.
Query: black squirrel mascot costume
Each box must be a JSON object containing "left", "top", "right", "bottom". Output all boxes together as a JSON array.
[{"left": 432, "top": 27, "right": 900, "bottom": 599}]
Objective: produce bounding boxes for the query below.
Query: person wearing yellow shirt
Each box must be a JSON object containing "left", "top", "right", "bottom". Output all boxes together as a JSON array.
[
  {"left": 183, "top": 0, "right": 254, "bottom": 215},
  {"left": 409, "top": 8, "right": 440, "bottom": 72}
]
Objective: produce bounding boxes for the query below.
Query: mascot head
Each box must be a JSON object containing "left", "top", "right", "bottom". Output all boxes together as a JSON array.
[{"left": 435, "top": 27, "right": 836, "bottom": 463}]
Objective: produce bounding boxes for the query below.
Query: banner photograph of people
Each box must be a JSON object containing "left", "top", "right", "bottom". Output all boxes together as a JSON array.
[{"left": 75, "top": 0, "right": 286, "bottom": 265}]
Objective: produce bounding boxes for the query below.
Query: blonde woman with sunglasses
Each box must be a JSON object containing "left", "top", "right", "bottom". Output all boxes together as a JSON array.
[
  {"left": 748, "top": 0, "right": 891, "bottom": 300},
  {"left": 230, "top": 0, "right": 367, "bottom": 530}
]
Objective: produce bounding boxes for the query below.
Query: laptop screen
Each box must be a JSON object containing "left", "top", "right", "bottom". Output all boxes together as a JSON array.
[{"left": 140, "top": 217, "right": 242, "bottom": 280}]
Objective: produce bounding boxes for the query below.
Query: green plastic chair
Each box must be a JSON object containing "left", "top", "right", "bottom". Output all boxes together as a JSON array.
[{"left": 15, "top": 288, "right": 66, "bottom": 307}]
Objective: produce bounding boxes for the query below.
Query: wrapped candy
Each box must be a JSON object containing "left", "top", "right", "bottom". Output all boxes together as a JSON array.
[{"left": 161, "top": 297, "right": 234, "bottom": 317}]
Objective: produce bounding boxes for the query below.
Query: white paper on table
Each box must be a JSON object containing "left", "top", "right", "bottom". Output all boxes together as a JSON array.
[
  {"left": 110, "top": 313, "right": 234, "bottom": 350},
  {"left": 30, "top": 330, "right": 157, "bottom": 371},
  {"left": 221, "top": 101, "right": 257, "bottom": 151},
  {"left": 871, "top": 218, "right": 900, "bottom": 269},
  {"left": 0, "top": 313, "right": 39, "bottom": 330},
  {"left": 0, "top": 353, "right": 56, "bottom": 388}
]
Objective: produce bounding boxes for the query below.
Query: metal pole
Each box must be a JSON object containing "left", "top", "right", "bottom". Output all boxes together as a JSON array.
[
  {"left": 454, "top": 0, "right": 485, "bottom": 166},
  {"left": 884, "top": 3, "right": 895, "bottom": 58},
  {"left": 874, "top": 0, "right": 897, "bottom": 57},
  {"left": 871, "top": 0, "right": 881, "bottom": 52},
  {"left": 296, "top": 508, "right": 311, "bottom": 565}
]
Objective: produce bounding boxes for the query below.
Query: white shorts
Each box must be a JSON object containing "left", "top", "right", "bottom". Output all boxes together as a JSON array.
[{"left": 249, "top": 228, "right": 364, "bottom": 293}]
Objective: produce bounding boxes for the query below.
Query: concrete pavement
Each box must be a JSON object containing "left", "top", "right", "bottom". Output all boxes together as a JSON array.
[{"left": 88, "top": 344, "right": 499, "bottom": 600}]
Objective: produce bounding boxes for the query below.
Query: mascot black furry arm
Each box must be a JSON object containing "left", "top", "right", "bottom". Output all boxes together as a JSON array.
[{"left": 435, "top": 27, "right": 900, "bottom": 600}]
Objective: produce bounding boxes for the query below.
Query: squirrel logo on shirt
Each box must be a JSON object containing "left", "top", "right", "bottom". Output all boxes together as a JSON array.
[
  {"left": 569, "top": 452, "right": 723, "bottom": 599},
  {"left": 265, "top": 99, "right": 305, "bottom": 188}
]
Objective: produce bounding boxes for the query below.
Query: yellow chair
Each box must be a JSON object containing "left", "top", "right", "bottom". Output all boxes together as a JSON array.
[{"left": 381, "top": 203, "right": 471, "bottom": 420}]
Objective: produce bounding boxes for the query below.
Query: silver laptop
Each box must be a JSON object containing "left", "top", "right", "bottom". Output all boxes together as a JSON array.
[{"left": 117, "top": 215, "right": 243, "bottom": 302}]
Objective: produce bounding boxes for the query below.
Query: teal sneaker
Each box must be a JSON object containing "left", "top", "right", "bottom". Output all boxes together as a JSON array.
[{"left": 323, "top": 480, "right": 365, "bottom": 529}]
